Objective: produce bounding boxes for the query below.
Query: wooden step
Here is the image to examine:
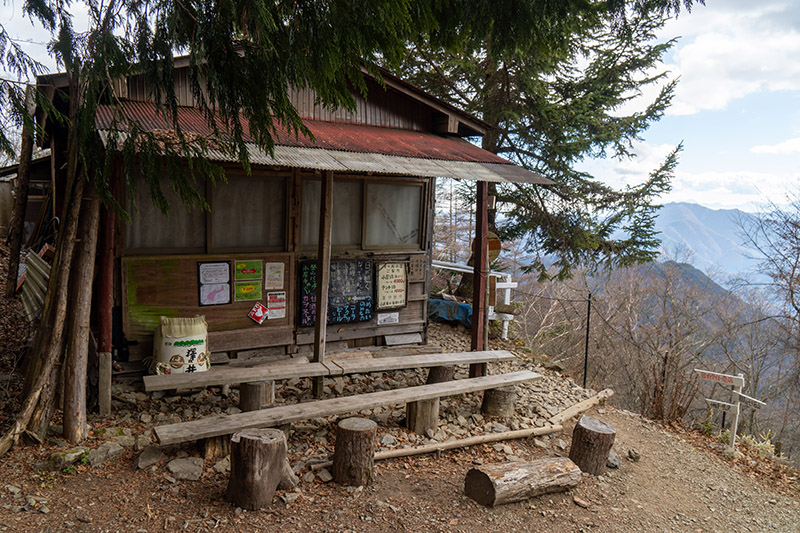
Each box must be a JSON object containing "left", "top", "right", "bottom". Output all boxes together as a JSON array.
[
  {"left": 154, "top": 370, "right": 541, "bottom": 445},
  {"left": 143, "top": 350, "right": 516, "bottom": 392}
]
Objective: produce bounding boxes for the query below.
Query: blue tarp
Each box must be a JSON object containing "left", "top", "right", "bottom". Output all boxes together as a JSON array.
[{"left": 428, "top": 298, "right": 472, "bottom": 329}]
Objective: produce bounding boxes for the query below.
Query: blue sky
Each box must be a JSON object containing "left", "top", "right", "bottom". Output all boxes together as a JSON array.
[
  {"left": 3, "top": 1, "right": 798, "bottom": 212},
  {"left": 582, "top": 0, "right": 800, "bottom": 212}
]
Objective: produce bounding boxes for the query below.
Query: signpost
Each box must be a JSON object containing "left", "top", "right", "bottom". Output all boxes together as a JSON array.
[{"left": 695, "top": 368, "right": 766, "bottom": 453}]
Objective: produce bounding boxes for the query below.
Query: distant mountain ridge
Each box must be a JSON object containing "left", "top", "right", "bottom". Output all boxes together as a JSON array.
[{"left": 654, "top": 202, "right": 761, "bottom": 278}]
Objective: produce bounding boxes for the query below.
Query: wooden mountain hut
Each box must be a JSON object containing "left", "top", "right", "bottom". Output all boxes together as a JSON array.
[{"left": 32, "top": 60, "right": 549, "bottom": 378}]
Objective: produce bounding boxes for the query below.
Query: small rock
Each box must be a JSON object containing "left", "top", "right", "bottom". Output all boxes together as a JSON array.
[
  {"left": 113, "top": 435, "right": 137, "bottom": 447},
  {"left": 379, "top": 434, "right": 397, "bottom": 446},
  {"left": 533, "top": 438, "right": 549, "bottom": 449},
  {"left": 213, "top": 456, "right": 231, "bottom": 474},
  {"left": 88, "top": 442, "right": 124, "bottom": 466},
  {"left": 607, "top": 449, "right": 620, "bottom": 469},
  {"left": 317, "top": 468, "right": 333, "bottom": 483},
  {"left": 573, "top": 496, "right": 591, "bottom": 509},
  {"left": 166, "top": 457, "right": 204, "bottom": 481},
  {"left": 137, "top": 446, "right": 166, "bottom": 469},
  {"left": 553, "top": 438, "right": 568, "bottom": 451},
  {"left": 6, "top": 486, "right": 21, "bottom": 495},
  {"left": 39, "top": 505, "right": 50, "bottom": 514},
  {"left": 37, "top": 447, "right": 89, "bottom": 471},
  {"left": 280, "top": 492, "right": 300, "bottom": 504},
  {"left": 302, "top": 471, "right": 316, "bottom": 483},
  {"left": 627, "top": 448, "right": 641, "bottom": 462},
  {"left": 140, "top": 413, "right": 153, "bottom": 424}
]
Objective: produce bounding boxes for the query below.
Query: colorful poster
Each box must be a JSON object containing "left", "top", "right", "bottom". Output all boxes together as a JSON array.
[
  {"left": 265, "top": 262, "right": 285, "bottom": 290},
  {"left": 267, "top": 291, "right": 286, "bottom": 319},
  {"left": 376, "top": 262, "right": 407, "bottom": 310},
  {"left": 234, "top": 280, "right": 262, "bottom": 301},
  {"left": 234, "top": 259, "right": 263, "bottom": 281}
]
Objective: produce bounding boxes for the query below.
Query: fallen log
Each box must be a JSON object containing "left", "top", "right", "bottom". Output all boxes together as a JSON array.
[
  {"left": 548, "top": 388, "right": 614, "bottom": 425},
  {"left": 464, "top": 456, "right": 582, "bottom": 507},
  {"left": 310, "top": 424, "right": 563, "bottom": 469}
]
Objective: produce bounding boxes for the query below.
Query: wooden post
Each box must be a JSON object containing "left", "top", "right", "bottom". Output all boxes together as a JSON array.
[
  {"left": 470, "top": 180, "right": 488, "bottom": 377},
  {"left": 96, "top": 192, "right": 115, "bottom": 414},
  {"left": 481, "top": 386, "right": 517, "bottom": 417},
  {"left": 225, "top": 428, "right": 288, "bottom": 510},
  {"left": 62, "top": 185, "right": 101, "bottom": 444},
  {"left": 407, "top": 362, "right": 453, "bottom": 435},
  {"left": 568, "top": 416, "right": 616, "bottom": 475},
  {"left": 239, "top": 381, "right": 272, "bottom": 412},
  {"left": 312, "top": 170, "right": 334, "bottom": 398},
  {"left": 464, "top": 457, "right": 582, "bottom": 507},
  {"left": 332, "top": 417, "right": 376, "bottom": 486},
  {"left": 4, "top": 85, "right": 36, "bottom": 300},
  {"left": 98, "top": 352, "right": 112, "bottom": 416}
]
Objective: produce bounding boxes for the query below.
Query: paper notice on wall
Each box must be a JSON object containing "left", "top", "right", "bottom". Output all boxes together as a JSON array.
[
  {"left": 267, "top": 291, "right": 286, "bottom": 319},
  {"left": 265, "top": 262, "right": 285, "bottom": 290},
  {"left": 376, "top": 262, "right": 407, "bottom": 310},
  {"left": 200, "top": 283, "right": 231, "bottom": 306},
  {"left": 377, "top": 312, "right": 399, "bottom": 325},
  {"left": 199, "top": 262, "right": 230, "bottom": 284}
]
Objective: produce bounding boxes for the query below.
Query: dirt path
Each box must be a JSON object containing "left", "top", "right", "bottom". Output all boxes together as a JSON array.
[{"left": 1, "top": 406, "right": 797, "bottom": 533}]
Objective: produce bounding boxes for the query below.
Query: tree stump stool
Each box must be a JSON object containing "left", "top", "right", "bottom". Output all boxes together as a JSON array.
[
  {"left": 481, "top": 386, "right": 517, "bottom": 417},
  {"left": 225, "top": 428, "right": 288, "bottom": 510},
  {"left": 406, "top": 365, "right": 452, "bottom": 435},
  {"left": 239, "top": 381, "right": 274, "bottom": 412},
  {"left": 568, "top": 416, "right": 616, "bottom": 475},
  {"left": 332, "top": 417, "right": 377, "bottom": 486}
]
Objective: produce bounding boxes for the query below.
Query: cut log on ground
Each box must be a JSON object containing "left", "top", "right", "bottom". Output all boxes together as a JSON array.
[
  {"left": 225, "top": 428, "right": 288, "bottom": 510},
  {"left": 481, "top": 385, "right": 517, "bottom": 417},
  {"left": 406, "top": 398, "right": 439, "bottom": 435},
  {"left": 464, "top": 457, "right": 582, "bottom": 507},
  {"left": 548, "top": 389, "right": 614, "bottom": 425},
  {"left": 204, "top": 436, "right": 231, "bottom": 460},
  {"left": 569, "top": 416, "right": 616, "bottom": 475},
  {"left": 425, "top": 365, "right": 454, "bottom": 384},
  {"left": 332, "top": 417, "right": 376, "bottom": 486}
]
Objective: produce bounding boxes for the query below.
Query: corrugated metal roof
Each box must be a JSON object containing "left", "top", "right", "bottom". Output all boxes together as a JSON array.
[{"left": 96, "top": 101, "right": 551, "bottom": 184}]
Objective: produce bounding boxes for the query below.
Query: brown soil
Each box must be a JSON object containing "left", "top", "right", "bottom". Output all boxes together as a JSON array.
[{"left": 1, "top": 405, "right": 798, "bottom": 533}]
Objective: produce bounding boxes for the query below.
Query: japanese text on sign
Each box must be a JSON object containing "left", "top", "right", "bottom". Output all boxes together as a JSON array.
[{"left": 376, "top": 262, "right": 407, "bottom": 310}]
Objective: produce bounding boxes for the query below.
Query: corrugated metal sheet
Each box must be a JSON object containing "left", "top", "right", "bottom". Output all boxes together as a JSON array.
[{"left": 96, "top": 101, "right": 551, "bottom": 184}]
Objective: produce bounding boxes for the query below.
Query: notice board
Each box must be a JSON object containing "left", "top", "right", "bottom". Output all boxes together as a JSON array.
[
  {"left": 376, "top": 262, "right": 408, "bottom": 310},
  {"left": 299, "top": 259, "right": 373, "bottom": 327}
]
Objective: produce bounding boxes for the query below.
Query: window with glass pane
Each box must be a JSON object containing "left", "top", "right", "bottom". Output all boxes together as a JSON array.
[
  {"left": 211, "top": 174, "right": 285, "bottom": 250},
  {"left": 365, "top": 182, "right": 421, "bottom": 247},
  {"left": 126, "top": 179, "right": 206, "bottom": 251},
  {"left": 302, "top": 179, "right": 362, "bottom": 246}
]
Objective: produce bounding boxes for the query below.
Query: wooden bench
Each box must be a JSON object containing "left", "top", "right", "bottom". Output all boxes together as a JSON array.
[
  {"left": 154, "top": 370, "right": 541, "bottom": 445},
  {"left": 143, "top": 350, "right": 516, "bottom": 392}
]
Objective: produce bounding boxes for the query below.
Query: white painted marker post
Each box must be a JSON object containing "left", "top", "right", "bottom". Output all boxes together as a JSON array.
[
  {"left": 695, "top": 369, "right": 745, "bottom": 452},
  {"left": 705, "top": 398, "right": 735, "bottom": 412}
]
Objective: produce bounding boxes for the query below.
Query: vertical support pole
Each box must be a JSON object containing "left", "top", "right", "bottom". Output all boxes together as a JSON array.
[
  {"left": 312, "top": 170, "right": 334, "bottom": 397},
  {"left": 4, "top": 85, "right": 35, "bottom": 299},
  {"left": 729, "top": 373, "right": 744, "bottom": 452},
  {"left": 501, "top": 274, "right": 511, "bottom": 340},
  {"left": 583, "top": 292, "right": 592, "bottom": 389},
  {"left": 469, "top": 181, "right": 488, "bottom": 378},
  {"left": 97, "top": 195, "right": 115, "bottom": 415}
]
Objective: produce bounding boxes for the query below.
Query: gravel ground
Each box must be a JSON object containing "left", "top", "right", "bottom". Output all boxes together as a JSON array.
[{"left": 0, "top": 323, "right": 798, "bottom": 532}]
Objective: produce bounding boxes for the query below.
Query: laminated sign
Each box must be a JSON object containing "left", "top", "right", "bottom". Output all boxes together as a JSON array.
[{"left": 376, "top": 262, "right": 407, "bottom": 310}]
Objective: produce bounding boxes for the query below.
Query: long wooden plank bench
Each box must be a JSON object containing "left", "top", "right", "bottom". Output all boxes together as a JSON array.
[
  {"left": 143, "top": 350, "right": 516, "bottom": 392},
  {"left": 155, "top": 370, "right": 541, "bottom": 445}
]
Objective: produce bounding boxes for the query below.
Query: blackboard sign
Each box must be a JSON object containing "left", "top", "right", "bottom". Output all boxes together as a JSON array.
[{"left": 299, "top": 259, "right": 373, "bottom": 327}]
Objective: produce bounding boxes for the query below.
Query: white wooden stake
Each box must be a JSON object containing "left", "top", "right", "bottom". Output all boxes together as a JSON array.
[{"left": 729, "top": 373, "right": 745, "bottom": 453}]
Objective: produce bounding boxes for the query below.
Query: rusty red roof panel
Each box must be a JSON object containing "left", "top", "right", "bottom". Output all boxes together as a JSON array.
[{"left": 96, "top": 100, "right": 511, "bottom": 165}]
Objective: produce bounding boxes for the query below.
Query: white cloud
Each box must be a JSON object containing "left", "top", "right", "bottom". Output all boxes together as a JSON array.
[
  {"left": 751, "top": 137, "right": 800, "bottom": 154},
  {"left": 654, "top": 2, "right": 800, "bottom": 115}
]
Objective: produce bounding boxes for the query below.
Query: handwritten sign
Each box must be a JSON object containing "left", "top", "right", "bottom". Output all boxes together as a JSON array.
[
  {"left": 694, "top": 369, "right": 745, "bottom": 388},
  {"left": 705, "top": 398, "right": 736, "bottom": 413},
  {"left": 267, "top": 291, "right": 286, "bottom": 319},
  {"left": 298, "top": 259, "right": 373, "bottom": 327},
  {"left": 234, "top": 259, "right": 263, "bottom": 281},
  {"left": 408, "top": 255, "right": 426, "bottom": 282},
  {"left": 265, "top": 262, "right": 285, "bottom": 290},
  {"left": 734, "top": 390, "right": 766, "bottom": 410},
  {"left": 376, "top": 262, "right": 407, "bottom": 310},
  {"left": 234, "top": 280, "right": 262, "bottom": 302},
  {"left": 198, "top": 261, "right": 231, "bottom": 306}
]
